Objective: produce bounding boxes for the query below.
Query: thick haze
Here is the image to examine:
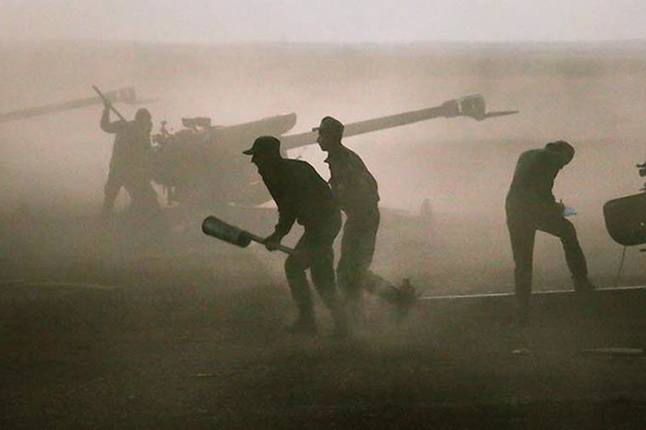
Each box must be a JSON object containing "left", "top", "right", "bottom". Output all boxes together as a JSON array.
[
  {"left": 2, "top": 0, "right": 646, "bottom": 43},
  {"left": 1, "top": 2, "right": 646, "bottom": 284}
]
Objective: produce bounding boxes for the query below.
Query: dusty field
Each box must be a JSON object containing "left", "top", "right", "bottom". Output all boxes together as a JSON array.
[{"left": 1, "top": 213, "right": 645, "bottom": 429}]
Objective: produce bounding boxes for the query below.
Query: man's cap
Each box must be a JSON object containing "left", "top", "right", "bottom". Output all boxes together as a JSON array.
[
  {"left": 312, "top": 116, "right": 344, "bottom": 136},
  {"left": 545, "top": 140, "right": 575, "bottom": 164},
  {"left": 243, "top": 135, "right": 281, "bottom": 156},
  {"left": 545, "top": 140, "right": 574, "bottom": 156},
  {"left": 135, "top": 108, "right": 151, "bottom": 122}
]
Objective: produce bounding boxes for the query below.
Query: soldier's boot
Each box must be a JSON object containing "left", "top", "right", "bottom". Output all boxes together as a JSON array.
[
  {"left": 102, "top": 180, "right": 120, "bottom": 217},
  {"left": 321, "top": 294, "right": 351, "bottom": 338},
  {"left": 573, "top": 276, "right": 596, "bottom": 293},
  {"left": 286, "top": 310, "right": 317, "bottom": 336},
  {"left": 344, "top": 299, "right": 362, "bottom": 328},
  {"left": 342, "top": 287, "right": 366, "bottom": 329},
  {"left": 390, "top": 278, "right": 419, "bottom": 322},
  {"left": 572, "top": 276, "right": 597, "bottom": 319},
  {"left": 330, "top": 304, "right": 351, "bottom": 338}
]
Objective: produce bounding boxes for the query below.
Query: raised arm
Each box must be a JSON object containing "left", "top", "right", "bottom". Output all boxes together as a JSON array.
[{"left": 99, "top": 104, "right": 123, "bottom": 134}]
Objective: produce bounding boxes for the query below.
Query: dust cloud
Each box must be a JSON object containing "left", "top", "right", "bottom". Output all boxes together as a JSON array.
[
  {"left": 2, "top": 39, "right": 646, "bottom": 428},
  {"left": 0, "top": 40, "right": 645, "bottom": 292}
]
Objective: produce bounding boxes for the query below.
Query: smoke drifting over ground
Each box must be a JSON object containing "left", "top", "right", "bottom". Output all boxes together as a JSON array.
[
  {"left": 1, "top": 40, "right": 644, "bottom": 288},
  {"left": 1, "top": 41, "right": 645, "bottom": 209},
  {"left": 1, "top": 41, "right": 646, "bottom": 428}
]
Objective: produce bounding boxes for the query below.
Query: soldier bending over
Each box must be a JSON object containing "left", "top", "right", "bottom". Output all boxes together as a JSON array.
[
  {"left": 243, "top": 136, "right": 349, "bottom": 336},
  {"left": 506, "top": 140, "right": 595, "bottom": 324}
]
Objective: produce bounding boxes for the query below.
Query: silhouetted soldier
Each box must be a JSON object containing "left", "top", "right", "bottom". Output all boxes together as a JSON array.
[
  {"left": 314, "top": 116, "right": 416, "bottom": 323},
  {"left": 506, "top": 141, "right": 595, "bottom": 324},
  {"left": 243, "top": 136, "right": 348, "bottom": 336},
  {"left": 100, "top": 100, "right": 159, "bottom": 216}
]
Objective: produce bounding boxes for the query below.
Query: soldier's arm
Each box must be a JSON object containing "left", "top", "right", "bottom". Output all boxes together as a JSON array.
[
  {"left": 274, "top": 186, "right": 296, "bottom": 241},
  {"left": 264, "top": 177, "right": 296, "bottom": 239},
  {"left": 537, "top": 188, "right": 560, "bottom": 214},
  {"left": 538, "top": 151, "right": 563, "bottom": 209},
  {"left": 100, "top": 107, "right": 123, "bottom": 134},
  {"left": 274, "top": 197, "right": 296, "bottom": 238},
  {"left": 329, "top": 155, "right": 352, "bottom": 197}
]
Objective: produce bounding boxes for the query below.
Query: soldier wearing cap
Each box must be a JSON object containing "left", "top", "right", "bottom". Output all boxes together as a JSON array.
[
  {"left": 100, "top": 99, "right": 159, "bottom": 216},
  {"left": 243, "top": 136, "right": 348, "bottom": 336},
  {"left": 506, "top": 140, "right": 595, "bottom": 324},
  {"left": 314, "top": 116, "right": 414, "bottom": 323}
]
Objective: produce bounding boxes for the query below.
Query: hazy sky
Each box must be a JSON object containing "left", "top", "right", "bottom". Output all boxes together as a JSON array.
[{"left": 2, "top": 0, "right": 646, "bottom": 44}]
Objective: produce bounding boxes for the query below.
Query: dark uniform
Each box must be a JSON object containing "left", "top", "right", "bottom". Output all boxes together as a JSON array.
[
  {"left": 100, "top": 108, "right": 158, "bottom": 215},
  {"left": 244, "top": 136, "right": 345, "bottom": 334},
  {"left": 506, "top": 141, "right": 592, "bottom": 321},
  {"left": 314, "top": 115, "right": 416, "bottom": 321},
  {"left": 326, "top": 144, "right": 381, "bottom": 308}
]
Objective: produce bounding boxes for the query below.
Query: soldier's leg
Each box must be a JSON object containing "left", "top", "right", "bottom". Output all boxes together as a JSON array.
[
  {"left": 352, "top": 215, "right": 404, "bottom": 305},
  {"left": 337, "top": 229, "right": 363, "bottom": 321},
  {"left": 103, "top": 168, "right": 122, "bottom": 214},
  {"left": 507, "top": 215, "right": 536, "bottom": 322},
  {"left": 357, "top": 213, "right": 379, "bottom": 290},
  {"left": 124, "top": 178, "right": 160, "bottom": 215},
  {"left": 284, "top": 232, "right": 315, "bottom": 327},
  {"left": 337, "top": 218, "right": 374, "bottom": 303},
  {"left": 340, "top": 214, "right": 380, "bottom": 321},
  {"left": 141, "top": 181, "right": 160, "bottom": 208},
  {"left": 309, "top": 242, "right": 338, "bottom": 308},
  {"left": 311, "top": 249, "right": 349, "bottom": 336},
  {"left": 308, "top": 218, "right": 348, "bottom": 335},
  {"left": 536, "top": 215, "right": 592, "bottom": 291},
  {"left": 336, "top": 231, "right": 357, "bottom": 298}
]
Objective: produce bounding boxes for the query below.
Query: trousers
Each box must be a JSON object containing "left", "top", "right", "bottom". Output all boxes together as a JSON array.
[
  {"left": 337, "top": 209, "right": 380, "bottom": 305},
  {"left": 285, "top": 213, "right": 342, "bottom": 316},
  {"left": 103, "top": 165, "right": 159, "bottom": 214},
  {"left": 506, "top": 204, "right": 588, "bottom": 309}
]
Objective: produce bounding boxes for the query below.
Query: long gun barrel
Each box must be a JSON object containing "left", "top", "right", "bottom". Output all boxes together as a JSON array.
[
  {"left": 0, "top": 87, "right": 136, "bottom": 124},
  {"left": 281, "top": 94, "right": 518, "bottom": 150}
]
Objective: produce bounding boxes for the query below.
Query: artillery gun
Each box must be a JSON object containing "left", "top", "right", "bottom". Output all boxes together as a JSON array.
[
  {"left": 150, "top": 94, "right": 518, "bottom": 207},
  {"left": 1, "top": 88, "right": 517, "bottom": 208}
]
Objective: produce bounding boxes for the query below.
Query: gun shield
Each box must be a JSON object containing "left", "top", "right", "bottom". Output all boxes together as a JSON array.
[{"left": 603, "top": 193, "right": 646, "bottom": 246}]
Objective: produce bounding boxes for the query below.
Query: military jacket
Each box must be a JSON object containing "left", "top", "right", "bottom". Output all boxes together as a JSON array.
[
  {"left": 325, "top": 145, "right": 379, "bottom": 216},
  {"left": 261, "top": 159, "right": 339, "bottom": 237},
  {"left": 506, "top": 148, "right": 564, "bottom": 213},
  {"left": 100, "top": 109, "right": 151, "bottom": 172}
]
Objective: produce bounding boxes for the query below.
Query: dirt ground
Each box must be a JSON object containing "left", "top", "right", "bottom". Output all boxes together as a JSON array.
[{"left": 1, "top": 213, "right": 645, "bottom": 429}]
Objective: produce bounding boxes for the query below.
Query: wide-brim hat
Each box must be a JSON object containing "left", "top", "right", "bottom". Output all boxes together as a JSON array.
[{"left": 312, "top": 116, "right": 344, "bottom": 136}]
